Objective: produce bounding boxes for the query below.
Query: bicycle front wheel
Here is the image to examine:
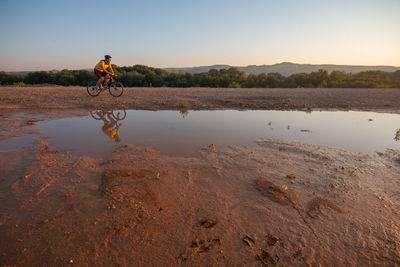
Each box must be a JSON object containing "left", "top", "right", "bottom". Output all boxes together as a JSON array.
[
  {"left": 111, "top": 110, "right": 126, "bottom": 120},
  {"left": 109, "top": 81, "right": 124, "bottom": 97},
  {"left": 87, "top": 81, "right": 100, "bottom": 97}
]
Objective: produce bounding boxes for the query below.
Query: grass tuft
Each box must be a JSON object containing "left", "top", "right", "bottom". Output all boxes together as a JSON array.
[{"left": 179, "top": 100, "right": 189, "bottom": 109}]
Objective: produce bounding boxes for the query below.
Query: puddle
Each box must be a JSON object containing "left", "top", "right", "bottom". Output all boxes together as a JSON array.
[
  {"left": 0, "top": 134, "right": 38, "bottom": 151},
  {"left": 1, "top": 110, "right": 399, "bottom": 157}
]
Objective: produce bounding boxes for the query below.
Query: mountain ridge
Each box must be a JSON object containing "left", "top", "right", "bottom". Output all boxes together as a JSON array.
[
  {"left": 165, "top": 62, "right": 400, "bottom": 76},
  {"left": 5, "top": 62, "right": 400, "bottom": 76}
]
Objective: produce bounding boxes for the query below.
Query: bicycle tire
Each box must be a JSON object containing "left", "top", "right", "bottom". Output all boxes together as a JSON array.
[
  {"left": 111, "top": 110, "right": 126, "bottom": 120},
  {"left": 87, "top": 81, "right": 100, "bottom": 97},
  {"left": 109, "top": 81, "right": 124, "bottom": 97}
]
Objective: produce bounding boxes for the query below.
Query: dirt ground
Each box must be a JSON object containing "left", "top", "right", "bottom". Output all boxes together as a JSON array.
[
  {"left": 1, "top": 86, "right": 400, "bottom": 111},
  {"left": 0, "top": 86, "right": 400, "bottom": 266}
]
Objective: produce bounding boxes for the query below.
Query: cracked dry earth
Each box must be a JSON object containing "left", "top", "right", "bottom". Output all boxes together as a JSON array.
[{"left": 0, "top": 137, "right": 400, "bottom": 266}]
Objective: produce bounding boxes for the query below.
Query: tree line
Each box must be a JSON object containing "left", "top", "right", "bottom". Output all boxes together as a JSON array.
[{"left": 1, "top": 65, "right": 399, "bottom": 88}]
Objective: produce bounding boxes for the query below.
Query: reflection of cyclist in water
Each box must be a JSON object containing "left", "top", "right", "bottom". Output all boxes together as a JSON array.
[
  {"left": 102, "top": 115, "right": 121, "bottom": 142},
  {"left": 89, "top": 110, "right": 126, "bottom": 142}
]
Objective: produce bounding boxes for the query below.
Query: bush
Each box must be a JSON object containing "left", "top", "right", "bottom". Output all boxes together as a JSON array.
[
  {"left": 13, "top": 82, "right": 25, "bottom": 87},
  {"left": 228, "top": 81, "right": 241, "bottom": 88}
]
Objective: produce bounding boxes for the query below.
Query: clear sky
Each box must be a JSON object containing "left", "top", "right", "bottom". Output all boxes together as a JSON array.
[{"left": 0, "top": 0, "right": 399, "bottom": 71}]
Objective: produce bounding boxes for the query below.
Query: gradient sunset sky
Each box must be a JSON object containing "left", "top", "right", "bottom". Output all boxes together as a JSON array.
[{"left": 0, "top": 0, "right": 399, "bottom": 71}]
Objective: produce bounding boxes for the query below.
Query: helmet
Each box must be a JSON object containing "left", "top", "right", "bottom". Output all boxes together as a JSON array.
[{"left": 105, "top": 55, "right": 112, "bottom": 59}]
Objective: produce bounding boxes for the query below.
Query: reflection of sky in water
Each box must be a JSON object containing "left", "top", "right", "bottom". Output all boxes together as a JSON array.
[{"left": 1, "top": 110, "right": 399, "bottom": 157}]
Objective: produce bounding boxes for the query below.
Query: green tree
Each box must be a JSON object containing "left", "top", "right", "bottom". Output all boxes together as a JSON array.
[
  {"left": 265, "top": 72, "right": 284, "bottom": 88},
  {"left": 310, "top": 69, "right": 328, "bottom": 88}
]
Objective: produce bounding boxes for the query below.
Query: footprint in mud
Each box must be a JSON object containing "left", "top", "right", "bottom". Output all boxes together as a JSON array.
[
  {"left": 190, "top": 238, "right": 222, "bottom": 253},
  {"left": 254, "top": 177, "right": 296, "bottom": 205},
  {"left": 306, "top": 197, "right": 344, "bottom": 218},
  {"left": 183, "top": 218, "right": 221, "bottom": 257}
]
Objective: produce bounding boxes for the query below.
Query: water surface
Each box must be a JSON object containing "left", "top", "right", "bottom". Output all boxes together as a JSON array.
[{"left": 1, "top": 110, "right": 399, "bottom": 157}]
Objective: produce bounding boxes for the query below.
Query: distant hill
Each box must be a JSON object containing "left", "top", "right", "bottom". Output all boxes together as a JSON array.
[
  {"left": 6, "top": 69, "right": 60, "bottom": 75},
  {"left": 165, "top": 62, "right": 400, "bottom": 76}
]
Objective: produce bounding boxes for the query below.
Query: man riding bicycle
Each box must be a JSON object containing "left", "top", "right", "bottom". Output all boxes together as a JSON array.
[{"left": 94, "top": 55, "right": 114, "bottom": 89}]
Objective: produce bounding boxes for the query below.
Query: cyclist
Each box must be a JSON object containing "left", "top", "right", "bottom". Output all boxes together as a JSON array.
[{"left": 94, "top": 55, "right": 114, "bottom": 89}]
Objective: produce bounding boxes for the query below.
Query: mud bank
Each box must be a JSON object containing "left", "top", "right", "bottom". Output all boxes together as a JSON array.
[{"left": 1, "top": 136, "right": 399, "bottom": 266}]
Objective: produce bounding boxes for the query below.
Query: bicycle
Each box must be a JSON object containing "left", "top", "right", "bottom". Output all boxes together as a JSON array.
[{"left": 87, "top": 75, "right": 124, "bottom": 97}]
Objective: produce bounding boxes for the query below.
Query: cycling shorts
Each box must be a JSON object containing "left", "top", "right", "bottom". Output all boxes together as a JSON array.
[{"left": 94, "top": 69, "right": 108, "bottom": 78}]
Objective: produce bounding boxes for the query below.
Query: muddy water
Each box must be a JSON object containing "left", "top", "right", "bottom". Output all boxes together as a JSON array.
[{"left": 1, "top": 109, "right": 399, "bottom": 156}]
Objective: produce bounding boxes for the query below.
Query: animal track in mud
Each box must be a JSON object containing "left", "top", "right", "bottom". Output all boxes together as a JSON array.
[
  {"left": 306, "top": 197, "right": 344, "bottom": 218},
  {"left": 190, "top": 238, "right": 222, "bottom": 253},
  {"left": 250, "top": 234, "right": 306, "bottom": 266}
]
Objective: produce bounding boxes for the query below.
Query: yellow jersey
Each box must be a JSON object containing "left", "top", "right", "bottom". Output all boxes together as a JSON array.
[{"left": 94, "top": 60, "right": 113, "bottom": 72}]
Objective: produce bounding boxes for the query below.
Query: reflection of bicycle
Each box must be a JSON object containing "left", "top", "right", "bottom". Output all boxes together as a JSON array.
[
  {"left": 87, "top": 75, "right": 124, "bottom": 97},
  {"left": 89, "top": 109, "right": 126, "bottom": 142},
  {"left": 90, "top": 109, "right": 126, "bottom": 121}
]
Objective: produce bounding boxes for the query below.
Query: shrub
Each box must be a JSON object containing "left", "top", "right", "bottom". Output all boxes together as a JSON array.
[
  {"left": 13, "top": 82, "right": 26, "bottom": 87},
  {"left": 228, "top": 81, "right": 241, "bottom": 88}
]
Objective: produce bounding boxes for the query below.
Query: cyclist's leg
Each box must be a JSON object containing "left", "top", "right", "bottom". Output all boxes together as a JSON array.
[
  {"left": 94, "top": 69, "right": 105, "bottom": 89},
  {"left": 105, "top": 73, "right": 111, "bottom": 85},
  {"left": 96, "top": 76, "right": 104, "bottom": 88}
]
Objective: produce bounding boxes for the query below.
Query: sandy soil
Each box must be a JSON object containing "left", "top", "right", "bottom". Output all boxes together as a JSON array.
[{"left": 1, "top": 87, "right": 400, "bottom": 266}]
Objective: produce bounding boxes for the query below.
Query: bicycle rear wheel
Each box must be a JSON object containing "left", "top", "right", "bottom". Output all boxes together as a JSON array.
[
  {"left": 87, "top": 81, "right": 100, "bottom": 97},
  {"left": 109, "top": 81, "right": 124, "bottom": 97},
  {"left": 89, "top": 110, "right": 103, "bottom": 120}
]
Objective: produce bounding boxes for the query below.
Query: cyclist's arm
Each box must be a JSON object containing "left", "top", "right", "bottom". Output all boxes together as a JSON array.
[{"left": 109, "top": 64, "right": 115, "bottom": 75}]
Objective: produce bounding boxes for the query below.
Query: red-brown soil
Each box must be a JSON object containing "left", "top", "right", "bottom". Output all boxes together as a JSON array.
[{"left": 0, "top": 86, "right": 399, "bottom": 266}]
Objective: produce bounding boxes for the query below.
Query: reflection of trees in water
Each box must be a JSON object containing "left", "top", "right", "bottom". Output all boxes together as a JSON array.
[
  {"left": 89, "top": 110, "right": 127, "bottom": 142},
  {"left": 395, "top": 128, "right": 400, "bottom": 141}
]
